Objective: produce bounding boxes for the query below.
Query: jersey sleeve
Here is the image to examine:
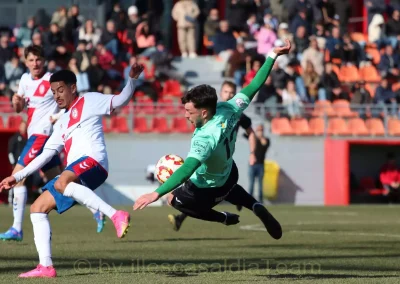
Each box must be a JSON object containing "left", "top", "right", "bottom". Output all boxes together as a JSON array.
[
  {"left": 16, "top": 74, "right": 26, "bottom": 98},
  {"left": 43, "top": 121, "right": 64, "bottom": 153},
  {"left": 187, "top": 135, "right": 215, "bottom": 163},
  {"left": 83, "top": 92, "right": 115, "bottom": 116},
  {"left": 226, "top": 93, "right": 250, "bottom": 115}
]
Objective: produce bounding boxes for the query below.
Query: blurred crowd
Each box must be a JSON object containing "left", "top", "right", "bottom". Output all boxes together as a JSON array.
[{"left": 0, "top": 0, "right": 399, "bottom": 116}]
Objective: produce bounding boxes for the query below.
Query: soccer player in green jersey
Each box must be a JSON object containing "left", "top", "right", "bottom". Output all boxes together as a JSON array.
[{"left": 134, "top": 40, "right": 291, "bottom": 240}]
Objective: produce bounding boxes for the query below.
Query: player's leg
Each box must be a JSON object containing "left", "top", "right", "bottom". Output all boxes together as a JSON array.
[
  {"left": 18, "top": 191, "right": 57, "bottom": 278},
  {"left": 224, "top": 184, "right": 282, "bottom": 240},
  {"left": 167, "top": 193, "right": 188, "bottom": 231},
  {"left": 55, "top": 156, "right": 130, "bottom": 238}
]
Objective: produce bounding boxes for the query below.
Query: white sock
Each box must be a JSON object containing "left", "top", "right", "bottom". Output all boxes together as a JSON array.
[
  {"left": 63, "top": 183, "right": 116, "bottom": 218},
  {"left": 12, "top": 186, "right": 27, "bottom": 231},
  {"left": 31, "top": 213, "right": 53, "bottom": 267}
]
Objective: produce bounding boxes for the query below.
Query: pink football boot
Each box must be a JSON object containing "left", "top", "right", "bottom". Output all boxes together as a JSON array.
[
  {"left": 111, "top": 210, "right": 130, "bottom": 238},
  {"left": 18, "top": 264, "right": 57, "bottom": 278}
]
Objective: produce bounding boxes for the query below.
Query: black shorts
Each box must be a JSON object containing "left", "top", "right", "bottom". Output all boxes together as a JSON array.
[{"left": 171, "top": 161, "right": 239, "bottom": 210}]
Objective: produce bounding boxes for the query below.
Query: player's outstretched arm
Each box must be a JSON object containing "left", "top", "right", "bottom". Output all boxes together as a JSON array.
[
  {"left": 133, "top": 157, "right": 201, "bottom": 210},
  {"left": 0, "top": 149, "right": 58, "bottom": 192},
  {"left": 241, "top": 39, "right": 291, "bottom": 102},
  {"left": 110, "top": 63, "right": 144, "bottom": 109}
]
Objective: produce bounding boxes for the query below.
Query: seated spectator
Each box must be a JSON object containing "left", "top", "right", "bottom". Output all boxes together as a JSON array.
[
  {"left": 227, "top": 0, "right": 252, "bottom": 32},
  {"left": 64, "top": 5, "right": 82, "bottom": 44},
  {"left": 325, "top": 26, "right": 341, "bottom": 55},
  {"left": 270, "top": 61, "right": 289, "bottom": 94},
  {"left": 294, "top": 26, "right": 309, "bottom": 61},
  {"left": 86, "top": 55, "right": 109, "bottom": 93},
  {"left": 285, "top": 61, "right": 307, "bottom": 101},
  {"left": 262, "top": 9, "right": 279, "bottom": 31},
  {"left": 301, "top": 36, "right": 323, "bottom": 75},
  {"left": 380, "top": 152, "right": 400, "bottom": 202},
  {"left": 4, "top": 55, "right": 24, "bottom": 95},
  {"left": 290, "top": 8, "right": 311, "bottom": 36},
  {"left": 374, "top": 77, "right": 398, "bottom": 116},
  {"left": 47, "top": 60, "right": 61, "bottom": 73},
  {"left": 257, "top": 76, "right": 279, "bottom": 105},
  {"left": 0, "top": 66, "right": 6, "bottom": 96},
  {"left": 126, "top": 6, "right": 141, "bottom": 44},
  {"left": 351, "top": 81, "right": 372, "bottom": 116},
  {"left": 100, "top": 20, "right": 120, "bottom": 56},
  {"left": 226, "top": 43, "right": 248, "bottom": 87},
  {"left": 277, "top": 22, "right": 294, "bottom": 43},
  {"left": 256, "top": 20, "right": 277, "bottom": 56},
  {"left": 79, "top": 19, "right": 102, "bottom": 49},
  {"left": 282, "top": 80, "right": 303, "bottom": 118},
  {"left": 302, "top": 61, "right": 321, "bottom": 102},
  {"left": 72, "top": 40, "right": 92, "bottom": 72},
  {"left": 45, "top": 23, "right": 67, "bottom": 60},
  {"left": 204, "top": 8, "right": 220, "bottom": 44},
  {"left": 95, "top": 43, "right": 120, "bottom": 80},
  {"left": 51, "top": 6, "right": 68, "bottom": 30},
  {"left": 274, "top": 40, "right": 290, "bottom": 70},
  {"left": 135, "top": 21, "right": 156, "bottom": 56},
  {"left": 213, "top": 20, "right": 237, "bottom": 62},
  {"left": 108, "top": 2, "right": 127, "bottom": 32},
  {"left": 67, "top": 58, "right": 90, "bottom": 93},
  {"left": 341, "top": 33, "right": 364, "bottom": 65},
  {"left": 244, "top": 58, "right": 262, "bottom": 87},
  {"left": 331, "top": 87, "right": 350, "bottom": 102},
  {"left": 172, "top": 0, "right": 200, "bottom": 58},
  {"left": 321, "top": 62, "right": 340, "bottom": 101},
  {"left": 386, "top": 9, "right": 400, "bottom": 49},
  {"left": 378, "top": 44, "right": 399, "bottom": 79},
  {"left": 0, "top": 35, "right": 13, "bottom": 66},
  {"left": 16, "top": 17, "right": 37, "bottom": 47},
  {"left": 246, "top": 14, "right": 260, "bottom": 37}
]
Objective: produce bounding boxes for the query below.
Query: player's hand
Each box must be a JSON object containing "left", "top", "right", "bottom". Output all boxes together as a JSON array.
[
  {"left": 49, "top": 116, "right": 57, "bottom": 124},
  {"left": 133, "top": 192, "right": 160, "bottom": 210},
  {"left": 129, "top": 63, "right": 145, "bottom": 79},
  {"left": 249, "top": 153, "right": 256, "bottom": 166},
  {"left": 273, "top": 39, "right": 291, "bottom": 56},
  {"left": 12, "top": 94, "right": 22, "bottom": 105},
  {"left": 0, "top": 176, "right": 16, "bottom": 192}
]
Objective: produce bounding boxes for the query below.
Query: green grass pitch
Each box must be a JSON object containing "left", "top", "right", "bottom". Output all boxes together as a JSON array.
[{"left": 1, "top": 204, "right": 400, "bottom": 283}]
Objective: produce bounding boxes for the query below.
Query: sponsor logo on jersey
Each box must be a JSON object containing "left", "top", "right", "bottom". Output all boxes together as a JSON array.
[
  {"left": 71, "top": 108, "right": 78, "bottom": 119},
  {"left": 235, "top": 98, "right": 246, "bottom": 108}
]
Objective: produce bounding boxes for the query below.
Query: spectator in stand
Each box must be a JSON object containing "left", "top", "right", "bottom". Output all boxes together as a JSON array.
[
  {"left": 0, "top": 67, "right": 6, "bottom": 96},
  {"left": 100, "top": 20, "right": 120, "bottom": 57},
  {"left": 31, "top": 32, "right": 42, "bottom": 47},
  {"left": 51, "top": 6, "right": 68, "bottom": 30},
  {"left": 320, "top": 62, "right": 340, "bottom": 101},
  {"left": 340, "top": 33, "right": 364, "bottom": 65},
  {"left": 262, "top": 9, "right": 279, "bottom": 31},
  {"left": 67, "top": 57, "right": 90, "bottom": 93},
  {"left": 46, "top": 60, "right": 61, "bottom": 73},
  {"left": 86, "top": 55, "right": 109, "bottom": 93},
  {"left": 4, "top": 55, "right": 24, "bottom": 96},
  {"left": 365, "top": 0, "right": 386, "bottom": 24},
  {"left": 256, "top": 20, "right": 277, "bottom": 56},
  {"left": 285, "top": 61, "right": 308, "bottom": 101},
  {"left": 374, "top": 78, "right": 398, "bottom": 116},
  {"left": 204, "top": 8, "right": 220, "bottom": 45},
  {"left": 368, "top": 13, "right": 386, "bottom": 48},
  {"left": 64, "top": 4, "right": 82, "bottom": 45},
  {"left": 277, "top": 22, "right": 294, "bottom": 43},
  {"left": 227, "top": 0, "right": 253, "bottom": 32},
  {"left": 257, "top": 76, "right": 280, "bottom": 105},
  {"left": 227, "top": 43, "right": 249, "bottom": 87},
  {"left": 301, "top": 36, "right": 323, "bottom": 75},
  {"left": 319, "top": 0, "right": 335, "bottom": 29},
  {"left": 271, "top": 61, "right": 289, "bottom": 94},
  {"left": 16, "top": 17, "right": 37, "bottom": 47},
  {"left": 386, "top": 9, "right": 400, "bottom": 49},
  {"left": 378, "top": 44, "right": 399, "bottom": 79},
  {"left": 269, "top": 0, "right": 286, "bottom": 22},
  {"left": 331, "top": 86, "right": 350, "bottom": 102},
  {"left": 302, "top": 61, "right": 321, "bottom": 102},
  {"left": 213, "top": 20, "right": 237, "bottom": 62},
  {"left": 126, "top": 6, "right": 141, "bottom": 45},
  {"left": 325, "top": 26, "right": 341, "bottom": 54},
  {"left": 293, "top": 26, "right": 309, "bottom": 61},
  {"left": 351, "top": 81, "right": 372, "bottom": 117},
  {"left": 290, "top": 8, "right": 311, "bottom": 36},
  {"left": 108, "top": 3, "right": 127, "bottom": 32},
  {"left": 172, "top": 0, "right": 200, "bottom": 58},
  {"left": 95, "top": 43, "right": 120, "bottom": 81},
  {"left": 0, "top": 35, "right": 13, "bottom": 66},
  {"left": 380, "top": 152, "right": 400, "bottom": 203},
  {"left": 282, "top": 79, "right": 303, "bottom": 117},
  {"left": 274, "top": 39, "right": 290, "bottom": 69},
  {"left": 246, "top": 14, "right": 260, "bottom": 38},
  {"left": 45, "top": 23, "right": 67, "bottom": 61},
  {"left": 79, "top": 20, "right": 102, "bottom": 49},
  {"left": 72, "top": 40, "right": 91, "bottom": 72},
  {"left": 333, "top": 0, "right": 351, "bottom": 34},
  {"left": 135, "top": 21, "right": 156, "bottom": 56},
  {"left": 244, "top": 57, "right": 262, "bottom": 87}
]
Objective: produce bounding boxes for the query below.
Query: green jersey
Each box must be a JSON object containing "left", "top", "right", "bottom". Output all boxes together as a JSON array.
[{"left": 187, "top": 93, "right": 250, "bottom": 188}]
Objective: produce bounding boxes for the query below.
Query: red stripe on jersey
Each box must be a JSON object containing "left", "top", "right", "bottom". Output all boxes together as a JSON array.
[
  {"left": 27, "top": 108, "right": 35, "bottom": 128},
  {"left": 33, "top": 80, "right": 51, "bottom": 97},
  {"left": 22, "top": 135, "right": 48, "bottom": 165},
  {"left": 64, "top": 137, "right": 72, "bottom": 158},
  {"left": 71, "top": 157, "right": 105, "bottom": 176},
  {"left": 68, "top": 97, "right": 84, "bottom": 128}
]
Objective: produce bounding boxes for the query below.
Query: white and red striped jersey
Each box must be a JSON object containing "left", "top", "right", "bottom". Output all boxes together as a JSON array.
[
  {"left": 17, "top": 72, "right": 59, "bottom": 138},
  {"left": 44, "top": 92, "right": 115, "bottom": 171}
]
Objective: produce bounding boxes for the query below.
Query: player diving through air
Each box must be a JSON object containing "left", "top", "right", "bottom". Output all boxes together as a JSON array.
[
  {"left": 0, "top": 45, "right": 105, "bottom": 241},
  {"left": 0, "top": 63, "right": 144, "bottom": 278},
  {"left": 134, "top": 39, "right": 292, "bottom": 240}
]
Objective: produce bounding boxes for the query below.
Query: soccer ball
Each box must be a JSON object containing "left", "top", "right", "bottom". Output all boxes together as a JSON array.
[{"left": 155, "top": 154, "right": 184, "bottom": 184}]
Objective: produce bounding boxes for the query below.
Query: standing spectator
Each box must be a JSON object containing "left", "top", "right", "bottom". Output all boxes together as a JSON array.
[
  {"left": 333, "top": 0, "right": 351, "bottom": 34},
  {"left": 64, "top": 4, "right": 82, "bottom": 44},
  {"left": 290, "top": 8, "right": 311, "bottom": 36},
  {"left": 301, "top": 36, "right": 323, "bottom": 75},
  {"left": 365, "top": 0, "right": 386, "bottom": 24},
  {"left": 227, "top": 0, "right": 254, "bottom": 32},
  {"left": 172, "top": 0, "right": 200, "bottom": 58},
  {"left": 380, "top": 152, "right": 400, "bottom": 203},
  {"left": 51, "top": 6, "right": 68, "bottom": 30},
  {"left": 368, "top": 14, "right": 386, "bottom": 47},
  {"left": 256, "top": 21, "right": 277, "bottom": 56},
  {"left": 204, "top": 8, "right": 220, "bottom": 44},
  {"left": 213, "top": 20, "right": 237, "bottom": 61},
  {"left": 16, "top": 17, "right": 37, "bottom": 47},
  {"left": 248, "top": 124, "right": 270, "bottom": 203},
  {"left": 108, "top": 2, "right": 127, "bottom": 32},
  {"left": 386, "top": 9, "right": 400, "bottom": 49},
  {"left": 79, "top": 20, "right": 102, "bottom": 49},
  {"left": 126, "top": 6, "right": 141, "bottom": 43}
]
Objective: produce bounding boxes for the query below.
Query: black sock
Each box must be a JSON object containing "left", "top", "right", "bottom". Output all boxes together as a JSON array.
[
  {"left": 225, "top": 184, "right": 258, "bottom": 210},
  {"left": 176, "top": 213, "right": 187, "bottom": 223},
  {"left": 172, "top": 199, "right": 226, "bottom": 223}
]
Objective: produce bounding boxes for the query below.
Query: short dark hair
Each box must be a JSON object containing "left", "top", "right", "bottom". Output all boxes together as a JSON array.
[
  {"left": 222, "top": 80, "right": 237, "bottom": 93},
  {"left": 50, "top": 70, "right": 77, "bottom": 86},
  {"left": 181, "top": 84, "right": 218, "bottom": 115},
  {"left": 24, "top": 45, "right": 44, "bottom": 59}
]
